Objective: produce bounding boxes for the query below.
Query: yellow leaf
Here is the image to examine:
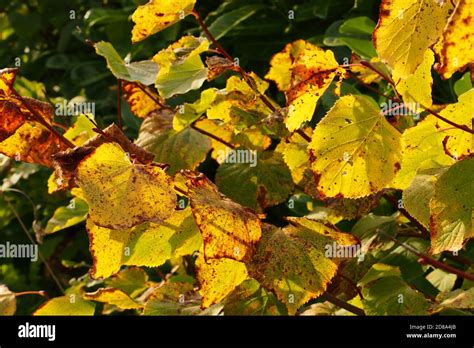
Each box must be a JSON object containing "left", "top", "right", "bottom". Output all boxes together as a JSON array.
[
  {"left": 426, "top": 89, "right": 474, "bottom": 160},
  {"left": 34, "top": 296, "right": 95, "bottom": 316},
  {"left": 248, "top": 219, "right": 359, "bottom": 314},
  {"left": 76, "top": 142, "right": 176, "bottom": 229},
  {"left": 87, "top": 207, "right": 202, "bottom": 279},
  {"left": 265, "top": 40, "right": 345, "bottom": 131},
  {"left": 122, "top": 82, "right": 163, "bottom": 119},
  {"left": 185, "top": 173, "right": 262, "bottom": 261},
  {"left": 373, "top": 0, "right": 454, "bottom": 78},
  {"left": 393, "top": 49, "right": 434, "bottom": 112},
  {"left": 391, "top": 118, "right": 454, "bottom": 189},
  {"left": 309, "top": 94, "right": 402, "bottom": 198},
  {"left": 84, "top": 288, "right": 143, "bottom": 310},
  {"left": 435, "top": 0, "right": 474, "bottom": 79},
  {"left": 63, "top": 114, "right": 97, "bottom": 146},
  {"left": 195, "top": 255, "right": 248, "bottom": 308},
  {"left": 131, "top": 0, "right": 196, "bottom": 43}
]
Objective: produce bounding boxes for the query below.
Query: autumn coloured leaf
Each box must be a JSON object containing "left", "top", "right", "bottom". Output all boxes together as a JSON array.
[
  {"left": 34, "top": 296, "right": 96, "bottom": 316},
  {"left": 0, "top": 284, "right": 16, "bottom": 315},
  {"left": 74, "top": 142, "right": 176, "bottom": 229},
  {"left": 185, "top": 173, "right": 262, "bottom": 261},
  {"left": 435, "top": 0, "right": 474, "bottom": 79},
  {"left": 195, "top": 255, "right": 248, "bottom": 308},
  {"left": 84, "top": 288, "right": 143, "bottom": 310},
  {"left": 206, "top": 56, "right": 239, "bottom": 81},
  {"left": 131, "top": 0, "right": 196, "bottom": 43},
  {"left": 265, "top": 40, "right": 345, "bottom": 131},
  {"left": 430, "top": 158, "right": 474, "bottom": 254},
  {"left": 153, "top": 36, "right": 209, "bottom": 98},
  {"left": 87, "top": 207, "right": 202, "bottom": 279},
  {"left": 393, "top": 49, "right": 434, "bottom": 113},
  {"left": 309, "top": 94, "right": 402, "bottom": 198},
  {"left": 215, "top": 150, "right": 294, "bottom": 211},
  {"left": 391, "top": 117, "right": 454, "bottom": 190},
  {"left": 105, "top": 267, "right": 150, "bottom": 298},
  {"left": 373, "top": 0, "right": 454, "bottom": 78},
  {"left": 403, "top": 169, "right": 447, "bottom": 229},
  {"left": 248, "top": 219, "right": 359, "bottom": 314},
  {"left": 425, "top": 89, "right": 474, "bottom": 160},
  {"left": 122, "top": 82, "right": 164, "bottom": 119}
]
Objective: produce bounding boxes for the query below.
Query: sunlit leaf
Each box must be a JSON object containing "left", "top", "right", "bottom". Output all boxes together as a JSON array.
[
  {"left": 73, "top": 142, "right": 176, "bottom": 229},
  {"left": 84, "top": 288, "right": 143, "bottom": 310},
  {"left": 87, "top": 207, "right": 202, "bottom": 279},
  {"left": 309, "top": 94, "right": 402, "bottom": 198},
  {"left": 248, "top": 218, "right": 359, "bottom": 314},
  {"left": 435, "top": 0, "right": 474, "bottom": 79},
  {"left": 0, "top": 284, "right": 16, "bottom": 316},
  {"left": 34, "top": 296, "right": 95, "bottom": 316},
  {"left": 265, "top": 40, "right": 345, "bottom": 131},
  {"left": 131, "top": 0, "right": 196, "bottom": 43},
  {"left": 373, "top": 0, "right": 454, "bottom": 77}
]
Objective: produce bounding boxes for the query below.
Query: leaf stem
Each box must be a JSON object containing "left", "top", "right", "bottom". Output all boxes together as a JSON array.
[
  {"left": 117, "top": 79, "right": 123, "bottom": 130},
  {"left": 190, "top": 121, "right": 235, "bottom": 149},
  {"left": 358, "top": 60, "right": 400, "bottom": 100}
]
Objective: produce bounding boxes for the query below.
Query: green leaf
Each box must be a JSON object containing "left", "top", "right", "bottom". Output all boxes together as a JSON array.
[
  {"left": 224, "top": 279, "right": 287, "bottom": 315},
  {"left": 208, "top": 5, "right": 262, "bottom": 40},
  {"left": 173, "top": 88, "right": 217, "bottom": 131},
  {"left": 215, "top": 150, "right": 294, "bottom": 211},
  {"left": 358, "top": 264, "right": 429, "bottom": 315},
  {"left": 248, "top": 218, "right": 359, "bottom": 314},
  {"left": 454, "top": 72, "right": 473, "bottom": 97},
  {"left": 87, "top": 208, "right": 202, "bottom": 279},
  {"left": 95, "top": 41, "right": 159, "bottom": 85},
  {"left": 84, "top": 288, "right": 143, "bottom": 310},
  {"left": 104, "top": 267, "right": 149, "bottom": 298},
  {"left": 136, "top": 112, "right": 211, "bottom": 175},
  {"left": 45, "top": 198, "right": 88, "bottom": 234},
  {"left": 430, "top": 158, "right": 474, "bottom": 254}
]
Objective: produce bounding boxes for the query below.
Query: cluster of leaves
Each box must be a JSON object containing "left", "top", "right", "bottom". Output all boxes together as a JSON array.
[{"left": 0, "top": 0, "right": 473, "bottom": 316}]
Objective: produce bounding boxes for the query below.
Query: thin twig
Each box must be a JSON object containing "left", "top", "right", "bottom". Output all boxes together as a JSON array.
[
  {"left": 192, "top": 9, "right": 277, "bottom": 113},
  {"left": 383, "top": 193, "right": 430, "bottom": 238},
  {"left": 5, "top": 200, "right": 65, "bottom": 293},
  {"left": 117, "top": 79, "right": 123, "bottom": 130},
  {"left": 296, "top": 129, "right": 312, "bottom": 142},
  {"left": 322, "top": 293, "right": 365, "bottom": 316},
  {"left": 381, "top": 232, "right": 474, "bottom": 282},
  {"left": 359, "top": 60, "right": 400, "bottom": 99},
  {"left": 336, "top": 273, "right": 364, "bottom": 300}
]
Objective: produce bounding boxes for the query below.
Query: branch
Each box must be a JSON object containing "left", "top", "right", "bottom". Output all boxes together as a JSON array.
[
  {"left": 381, "top": 232, "right": 474, "bottom": 282},
  {"left": 383, "top": 193, "right": 430, "bottom": 238},
  {"left": 322, "top": 293, "right": 366, "bottom": 316},
  {"left": 421, "top": 102, "right": 474, "bottom": 134},
  {"left": 192, "top": 9, "right": 277, "bottom": 113}
]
